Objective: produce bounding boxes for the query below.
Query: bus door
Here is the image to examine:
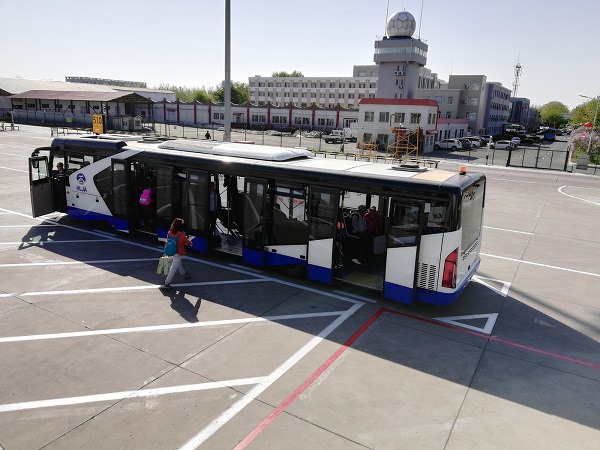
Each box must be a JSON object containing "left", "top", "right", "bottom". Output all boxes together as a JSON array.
[
  {"left": 307, "top": 187, "right": 340, "bottom": 284},
  {"left": 155, "top": 165, "right": 175, "bottom": 239},
  {"left": 28, "top": 153, "right": 54, "bottom": 217},
  {"left": 184, "top": 169, "right": 209, "bottom": 252},
  {"left": 243, "top": 178, "right": 268, "bottom": 267},
  {"left": 111, "top": 158, "right": 130, "bottom": 232},
  {"left": 384, "top": 198, "right": 428, "bottom": 304}
]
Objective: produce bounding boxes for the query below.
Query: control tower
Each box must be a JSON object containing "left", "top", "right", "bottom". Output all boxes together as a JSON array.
[{"left": 374, "top": 11, "right": 428, "bottom": 99}]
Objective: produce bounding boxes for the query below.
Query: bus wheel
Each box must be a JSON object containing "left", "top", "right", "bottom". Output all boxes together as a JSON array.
[{"left": 280, "top": 263, "right": 305, "bottom": 278}]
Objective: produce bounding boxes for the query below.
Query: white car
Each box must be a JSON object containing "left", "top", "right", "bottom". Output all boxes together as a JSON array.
[
  {"left": 433, "top": 139, "right": 463, "bottom": 150},
  {"left": 490, "top": 140, "right": 514, "bottom": 150},
  {"left": 511, "top": 137, "right": 521, "bottom": 146},
  {"left": 466, "top": 136, "right": 483, "bottom": 147}
]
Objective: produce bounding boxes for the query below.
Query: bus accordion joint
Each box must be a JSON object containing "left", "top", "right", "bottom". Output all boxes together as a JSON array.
[{"left": 459, "top": 165, "right": 467, "bottom": 175}]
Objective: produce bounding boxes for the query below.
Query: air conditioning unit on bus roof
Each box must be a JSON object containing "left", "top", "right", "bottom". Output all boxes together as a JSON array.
[{"left": 395, "top": 71, "right": 405, "bottom": 76}]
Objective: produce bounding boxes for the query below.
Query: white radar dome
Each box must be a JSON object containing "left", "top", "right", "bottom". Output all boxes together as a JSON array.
[{"left": 387, "top": 11, "right": 416, "bottom": 38}]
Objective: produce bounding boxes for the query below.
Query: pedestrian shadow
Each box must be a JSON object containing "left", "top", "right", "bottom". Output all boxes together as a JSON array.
[{"left": 159, "top": 288, "right": 201, "bottom": 323}]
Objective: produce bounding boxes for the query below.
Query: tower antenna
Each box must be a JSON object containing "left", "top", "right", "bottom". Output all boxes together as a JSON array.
[
  {"left": 418, "top": 0, "right": 424, "bottom": 39},
  {"left": 385, "top": 0, "right": 390, "bottom": 36},
  {"left": 512, "top": 58, "right": 522, "bottom": 98}
]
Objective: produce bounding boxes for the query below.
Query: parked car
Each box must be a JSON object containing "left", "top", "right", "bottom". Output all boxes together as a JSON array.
[
  {"left": 433, "top": 139, "right": 463, "bottom": 150},
  {"left": 490, "top": 140, "right": 514, "bottom": 150},
  {"left": 478, "top": 136, "right": 489, "bottom": 145},
  {"left": 465, "top": 136, "right": 484, "bottom": 147},
  {"left": 458, "top": 138, "right": 477, "bottom": 149},
  {"left": 511, "top": 137, "right": 521, "bottom": 146}
]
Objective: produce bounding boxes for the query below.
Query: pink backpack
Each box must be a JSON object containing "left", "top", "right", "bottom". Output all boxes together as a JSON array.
[{"left": 139, "top": 188, "right": 153, "bottom": 206}]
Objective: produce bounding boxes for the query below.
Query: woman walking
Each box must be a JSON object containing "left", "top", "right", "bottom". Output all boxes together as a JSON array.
[{"left": 161, "top": 218, "right": 192, "bottom": 290}]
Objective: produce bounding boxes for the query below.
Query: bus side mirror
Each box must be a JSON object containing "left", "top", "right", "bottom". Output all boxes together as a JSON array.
[{"left": 32, "top": 160, "right": 39, "bottom": 169}]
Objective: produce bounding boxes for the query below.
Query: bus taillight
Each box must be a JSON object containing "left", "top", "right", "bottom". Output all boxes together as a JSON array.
[{"left": 442, "top": 248, "right": 458, "bottom": 288}]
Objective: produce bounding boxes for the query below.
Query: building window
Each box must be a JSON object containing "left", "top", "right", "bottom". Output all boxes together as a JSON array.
[
  {"left": 446, "top": 111, "right": 451, "bottom": 118},
  {"left": 349, "top": 82, "right": 355, "bottom": 89},
  {"left": 330, "top": 82, "right": 336, "bottom": 88},
  {"left": 340, "top": 82, "right": 345, "bottom": 89},
  {"left": 434, "top": 96, "right": 443, "bottom": 104},
  {"left": 393, "top": 112, "right": 405, "bottom": 123},
  {"left": 320, "top": 82, "right": 326, "bottom": 88},
  {"left": 410, "top": 113, "right": 421, "bottom": 124},
  {"left": 379, "top": 112, "right": 389, "bottom": 123},
  {"left": 448, "top": 96, "right": 453, "bottom": 105},
  {"left": 370, "top": 83, "right": 376, "bottom": 89},
  {"left": 364, "top": 111, "right": 374, "bottom": 122}
]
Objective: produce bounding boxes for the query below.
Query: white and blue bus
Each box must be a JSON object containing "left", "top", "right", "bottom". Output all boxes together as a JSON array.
[{"left": 29, "top": 135, "right": 485, "bottom": 306}]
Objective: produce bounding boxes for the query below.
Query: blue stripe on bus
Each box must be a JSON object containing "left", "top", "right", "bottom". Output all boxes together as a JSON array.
[
  {"left": 243, "top": 248, "right": 264, "bottom": 266},
  {"left": 307, "top": 264, "right": 332, "bottom": 284},
  {"left": 265, "top": 252, "right": 306, "bottom": 268},
  {"left": 385, "top": 259, "right": 481, "bottom": 305}
]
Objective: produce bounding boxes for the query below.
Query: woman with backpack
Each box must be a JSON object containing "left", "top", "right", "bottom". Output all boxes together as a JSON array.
[{"left": 160, "top": 218, "right": 192, "bottom": 290}]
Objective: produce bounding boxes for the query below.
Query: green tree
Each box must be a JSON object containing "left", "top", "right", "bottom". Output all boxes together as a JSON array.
[
  {"left": 156, "top": 84, "right": 212, "bottom": 103},
  {"left": 539, "top": 101, "right": 569, "bottom": 128},
  {"left": 212, "top": 81, "right": 249, "bottom": 104},
  {"left": 571, "top": 98, "right": 599, "bottom": 127},
  {"left": 271, "top": 70, "right": 304, "bottom": 77}
]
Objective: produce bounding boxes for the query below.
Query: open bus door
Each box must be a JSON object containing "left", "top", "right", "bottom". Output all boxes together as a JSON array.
[
  {"left": 384, "top": 198, "right": 428, "bottom": 304},
  {"left": 28, "top": 153, "right": 55, "bottom": 217},
  {"left": 183, "top": 169, "right": 210, "bottom": 252},
  {"left": 243, "top": 178, "right": 268, "bottom": 267},
  {"left": 307, "top": 187, "right": 340, "bottom": 284},
  {"left": 111, "top": 158, "right": 130, "bottom": 232}
]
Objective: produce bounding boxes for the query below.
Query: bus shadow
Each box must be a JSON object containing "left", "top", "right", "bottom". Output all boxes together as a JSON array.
[{"left": 15, "top": 218, "right": 600, "bottom": 433}]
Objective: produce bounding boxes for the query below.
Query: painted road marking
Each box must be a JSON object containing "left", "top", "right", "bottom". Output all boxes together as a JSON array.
[
  {"left": 0, "top": 166, "right": 28, "bottom": 173},
  {"left": 0, "top": 311, "right": 347, "bottom": 344},
  {"left": 0, "top": 258, "right": 158, "bottom": 268},
  {"left": 480, "top": 253, "right": 600, "bottom": 278},
  {"left": 558, "top": 185, "right": 600, "bottom": 207},
  {"left": 233, "top": 307, "right": 600, "bottom": 449},
  {"left": 0, "top": 378, "right": 266, "bottom": 413},
  {"left": 0, "top": 279, "right": 269, "bottom": 299},
  {"left": 483, "top": 225, "right": 533, "bottom": 235},
  {"left": 472, "top": 275, "right": 511, "bottom": 297},
  {"left": 179, "top": 302, "right": 363, "bottom": 450},
  {"left": 434, "top": 313, "right": 498, "bottom": 334}
]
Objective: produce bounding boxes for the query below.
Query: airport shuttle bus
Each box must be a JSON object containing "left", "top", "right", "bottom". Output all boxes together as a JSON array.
[{"left": 28, "top": 135, "right": 485, "bottom": 305}]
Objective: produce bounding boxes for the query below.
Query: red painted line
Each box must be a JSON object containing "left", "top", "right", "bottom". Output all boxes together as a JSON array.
[
  {"left": 381, "top": 308, "right": 600, "bottom": 370},
  {"left": 235, "top": 306, "right": 600, "bottom": 448},
  {"left": 233, "top": 308, "right": 386, "bottom": 449}
]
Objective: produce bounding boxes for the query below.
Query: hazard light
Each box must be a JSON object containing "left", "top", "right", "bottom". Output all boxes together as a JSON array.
[
  {"left": 459, "top": 165, "right": 467, "bottom": 175},
  {"left": 442, "top": 247, "right": 458, "bottom": 288}
]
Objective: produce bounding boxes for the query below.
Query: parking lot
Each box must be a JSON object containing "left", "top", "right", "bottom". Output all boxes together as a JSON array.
[{"left": 1, "top": 126, "right": 600, "bottom": 449}]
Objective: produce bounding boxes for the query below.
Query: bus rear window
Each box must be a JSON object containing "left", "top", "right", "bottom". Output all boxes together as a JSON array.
[{"left": 461, "top": 180, "right": 485, "bottom": 253}]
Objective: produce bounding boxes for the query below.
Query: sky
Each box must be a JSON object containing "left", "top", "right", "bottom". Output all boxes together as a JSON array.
[{"left": 3, "top": 0, "right": 599, "bottom": 110}]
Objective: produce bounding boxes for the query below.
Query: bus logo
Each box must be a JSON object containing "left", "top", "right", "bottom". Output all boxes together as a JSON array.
[{"left": 77, "top": 173, "right": 86, "bottom": 184}]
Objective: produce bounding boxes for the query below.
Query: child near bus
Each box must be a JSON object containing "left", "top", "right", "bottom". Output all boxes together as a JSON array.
[{"left": 160, "top": 218, "right": 192, "bottom": 290}]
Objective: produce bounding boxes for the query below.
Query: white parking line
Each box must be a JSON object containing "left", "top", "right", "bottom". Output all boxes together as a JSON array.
[
  {"left": 0, "top": 239, "right": 113, "bottom": 245},
  {"left": 0, "top": 166, "right": 28, "bottom": 173},
  {"left": 0, "top": 258, "right": 157, "bottom": 268},
  {"left": 0, "top": 279, "right": 269, "bottom": 299},
  {"left": 481, "top": 253, "right": 600, "bottom": 278},
  {"left": 0, "top": 311, "right": 346, "bottom": 343},
  {"left": 483, "top": 225, "right": 533, "bottom": 235},
  {"left": 179, "top": 302, "right": 363, "bottom": 450},
  {"left": 0, "top": 377, "right": 266, "bottom": 413}
]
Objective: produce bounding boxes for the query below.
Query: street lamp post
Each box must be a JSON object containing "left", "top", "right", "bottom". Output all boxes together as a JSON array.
[{"left": 579, "top": 94, "right": 599, "bottom": 153}]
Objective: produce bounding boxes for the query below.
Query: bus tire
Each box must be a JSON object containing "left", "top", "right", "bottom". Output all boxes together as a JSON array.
[{"left": 280, "top": 263, "right": 305, "bottom": 278}]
